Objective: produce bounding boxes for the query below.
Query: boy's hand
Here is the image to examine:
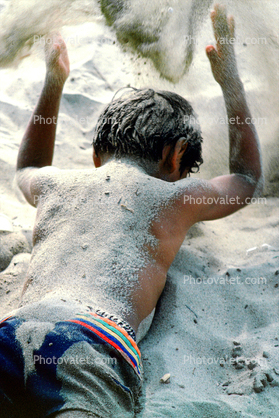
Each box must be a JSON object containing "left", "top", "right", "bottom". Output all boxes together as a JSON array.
[
  {"left": 17, "top": 33, "right": 69, "bottom": 201},
  {"left": 45, "top": 33, "right": 70, "bottom": 85},
  {"left": 206, "top": 4, "right": 239, "bottom": 88}
]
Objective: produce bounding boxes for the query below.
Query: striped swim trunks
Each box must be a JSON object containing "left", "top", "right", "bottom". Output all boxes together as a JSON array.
[
  {"left": 0, "top": 308, "right": 143, "bottom": 418},
  {"left": 66, "top": 311, "right": 143, "bottom": 379}
]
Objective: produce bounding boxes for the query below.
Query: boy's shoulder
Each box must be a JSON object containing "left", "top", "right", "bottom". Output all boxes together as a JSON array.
[{"left": 16, "top": 166, "right": 98, "bottom": 207}]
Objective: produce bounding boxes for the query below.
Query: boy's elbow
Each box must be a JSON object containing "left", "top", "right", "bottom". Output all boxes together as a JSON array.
[
  {"left": 241, "top": 162, "right": 264, "bottom": 199},
  {"left": 252, "top": 160, "right": 264, "bottom": 197},
  {"left": 244, "top": 171, "right": 264, "bottom": 199},
  {"left": 252, "top": 173, "right": 264, "bottom": 198}
]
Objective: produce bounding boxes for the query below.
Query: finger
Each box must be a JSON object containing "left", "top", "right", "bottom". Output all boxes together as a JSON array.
[
  {"left": 211, "top": 3, "right": 230, "bottom": 41},
  {"left": 54, "top": 33, "right": 65, "bottom": 47},
  {"left": 45, "top": 41, "right": 60, "bottom": 66},
  {"left": 50, "top": 45, "right": 61, "bottom": 63},
  {"left": 44, "top": 32, "right": 62, "bottom": 49},
  {"left": 214, "top": 3, "right": 227, "bottom": 18},
  {"left": 50, "top": 32, "right": 67, "bottom": 53},
  {"left": 228, "top": 16, "right": 235, "bottom": 39},
  {"left": 206, "top": 45, "right": 221, "bottom": 65},
  {"left": 210, "top": 10, "right": 219, "bottom": 43}
]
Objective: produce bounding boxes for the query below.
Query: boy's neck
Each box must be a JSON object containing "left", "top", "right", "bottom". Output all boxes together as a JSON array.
[{"left": 98, "top": 155, "right": 159, "bottom": 178}]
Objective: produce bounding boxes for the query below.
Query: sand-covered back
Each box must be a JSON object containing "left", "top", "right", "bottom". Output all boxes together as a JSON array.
[{"left": 0, "top": 0, "right": 279, "bottom": 416}]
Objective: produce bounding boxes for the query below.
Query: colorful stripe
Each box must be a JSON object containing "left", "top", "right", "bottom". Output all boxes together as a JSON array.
[
  {"left": 66, "top": 312, "right": 143, "bottom": 379},
  {"left": 90, "top": 313, "right": 140, "bottom": 356},
  {"left": 0, "top": 315, "right": 12, "bottom": 324},
  {"left": 77, "top": 314, "right": 139, "bottom": 361}
]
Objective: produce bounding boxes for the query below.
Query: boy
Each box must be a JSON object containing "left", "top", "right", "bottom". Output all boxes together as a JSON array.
[{"left": 0, "top": 4, "right": 262, "bottom": 418}]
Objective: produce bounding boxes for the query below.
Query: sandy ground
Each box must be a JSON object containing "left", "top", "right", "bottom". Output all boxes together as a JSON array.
[{"left": 1, "top": 2, "right": 279, "bottom": 417}]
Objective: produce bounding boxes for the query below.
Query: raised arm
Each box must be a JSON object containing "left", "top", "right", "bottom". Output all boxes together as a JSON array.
[
  {"left": 183, "top": 4, "right": 263, "bottom": 222},
  {"left": 16, "top": 34, "right": 69, "bottom": 206},
  {"left": 206, "top": 4, "right": 262, "bottom": 183}
]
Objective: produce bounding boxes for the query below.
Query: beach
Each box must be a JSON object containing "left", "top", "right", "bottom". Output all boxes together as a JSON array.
[{"left": 0, "top": 1, "right": 279, "bottom": 416}]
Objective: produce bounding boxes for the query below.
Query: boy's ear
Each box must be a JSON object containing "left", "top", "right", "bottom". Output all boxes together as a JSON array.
[
  {"left": 93, "top": 148, "right": 102, "bottom": 168},
  {"left": 161, "top": 138, "right": 188, "bottom": 173}
]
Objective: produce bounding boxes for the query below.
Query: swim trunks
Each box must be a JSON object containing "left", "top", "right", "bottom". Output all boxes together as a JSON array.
[{"left": 0, "top": 310, "right": 143, "bottom": 418}]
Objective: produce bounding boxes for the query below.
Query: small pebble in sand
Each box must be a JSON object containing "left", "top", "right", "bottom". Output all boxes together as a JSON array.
[
  {"left": 247, "top": 359, "right": 258, "bottom": 370},
  {"left": 261, "top": 243, "right": 273, "bottom": 251},
  {"left": 232, "top": 344, "right": 242, "bottom": 358},
  {"left": 233, "top": 357, "right": 246, "bottom": 370},
  {"left": 121, "top": 204, "right": 134, "bottom": 214},
  {"left": 253, "top": 377, "right": 265, "bottom": 393},
  {"left": 160, "top": 373, "right": 171, "bottom": 384},
  {"left": 246, "top": 247, "right": 258, "bottom": 256}
]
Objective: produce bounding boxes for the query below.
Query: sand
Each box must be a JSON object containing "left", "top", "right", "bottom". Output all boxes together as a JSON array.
[{"left": 0, "top": 0, "right": 279, "bottom": 416}]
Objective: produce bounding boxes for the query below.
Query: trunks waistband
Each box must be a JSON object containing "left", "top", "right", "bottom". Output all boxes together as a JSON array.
[
  {"left": 95, "top": 309, "right": 136, "bottom": 341},
  {"left": 66, "top": 311, "right": 143, "bottom": 380}
]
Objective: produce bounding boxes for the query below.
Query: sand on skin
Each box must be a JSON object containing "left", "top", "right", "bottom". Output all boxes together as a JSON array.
[{"left": 0, "top": 1, "right": 279, "bottom": 416}]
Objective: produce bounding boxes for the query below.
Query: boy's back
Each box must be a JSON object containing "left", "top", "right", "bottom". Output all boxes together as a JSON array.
[{"left": 21, "top": 161, "right": 199, "bottom": 332}]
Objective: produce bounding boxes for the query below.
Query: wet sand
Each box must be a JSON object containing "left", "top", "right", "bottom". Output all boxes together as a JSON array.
[{"left": 1, "top": 1, "right": 279, "bottom": 416}]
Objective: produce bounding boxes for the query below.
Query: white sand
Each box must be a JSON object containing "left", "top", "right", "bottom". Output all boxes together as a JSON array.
[{"left": 1, "top": 1, "right": 279, "bottom": 416}]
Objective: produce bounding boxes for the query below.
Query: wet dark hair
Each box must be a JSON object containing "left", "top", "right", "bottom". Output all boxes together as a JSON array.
[{"left": 93, "top": 88, "right": 203, "bottom": 175}]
